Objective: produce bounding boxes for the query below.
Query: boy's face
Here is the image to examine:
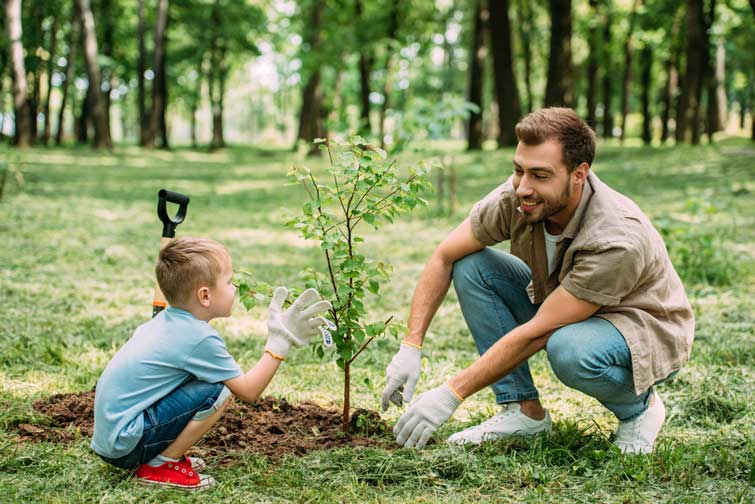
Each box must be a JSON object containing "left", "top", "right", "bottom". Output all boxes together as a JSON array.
[{"left": 209, "top": 256, "right": 236, "bottom": 319}]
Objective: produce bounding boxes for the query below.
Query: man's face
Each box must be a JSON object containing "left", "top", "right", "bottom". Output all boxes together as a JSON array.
[{"left": 512, "top": 139, "right": 574, "bottom": 226}]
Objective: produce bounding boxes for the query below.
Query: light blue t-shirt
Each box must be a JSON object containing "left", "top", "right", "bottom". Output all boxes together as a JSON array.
[{"left": 91, "top": 307, "right": 242, "bottom": 458}]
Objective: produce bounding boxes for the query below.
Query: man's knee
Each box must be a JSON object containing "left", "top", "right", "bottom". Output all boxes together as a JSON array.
[
  {"left": 546, "top": 328, "right": 585, "bottom": 388},
  {"left": 452, "top": 249, "right": 524, "bottom": 289}
]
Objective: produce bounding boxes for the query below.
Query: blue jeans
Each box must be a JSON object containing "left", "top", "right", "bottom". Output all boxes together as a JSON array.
[
  {"left": 452, "top": 248, "right": 652, "bottom": 421},
  {"left": 98, "top": 379, "right": 231, "bottom": 470}
]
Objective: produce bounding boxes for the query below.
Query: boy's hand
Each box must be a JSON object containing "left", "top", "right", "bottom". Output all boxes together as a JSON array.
[{"left": 265, "top": 287, "right": 332, "bottom": 358}]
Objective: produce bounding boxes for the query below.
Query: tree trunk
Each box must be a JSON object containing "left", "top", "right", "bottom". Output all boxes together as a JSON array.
[
  {"left": 585, "top": 0, "right": 599, "bottom": 130},
  {"left": 211, "top": 48, "right": 226, "bottom": 150},
  {"left": 377, "top": 0, "right": 400, "bottom": 149},
  {"left": 355, "top": 0, "right": 372, "bottom": 136},
  {"left": 100, "top": 0, "right": 114, "bottom": 144},
  {"left": 342, "top": 361, "right": 350, "bottom": 433},
  {"left": 619, "top": 0, "right": 639, "bottom": 142},
  {"left": 148, "top": 0, "right": 169, "bottom": 148},
  {"left": 640, "top": 46, "right": 652, "bottom": 144},
  {"left": 295, "top": 0, "right": 326, "bottom": 152},
  {"left": 601, "top": 5, "right": 614, "bottom": 138},
  {"left": 42, "top": 16, "right": 59, "bottom": 145},
  {"left": 713, "top": 38, "right": 727, "bottom": 131},
  {"left": 675, "top": 0, "right": 706, "bottom": 144},
  {"left": 660, "top": 9, "right": 682, "bottom": 143},
  {"left": 76, "top": 0, "right": 111, "bottom": 148},
  {"left": 544, "top": 0, "right": 574, "bottom": 107},
  {"left": 137, "top": 0, "right": 149, "bottom": 146},
  {"left": 55, "top": 21, "right": 77, "bottom": 146},
  {"left": 466, "top": 0, "right": 485, "bottom": 150},
  {"left": 515, "top": 0, "right": 534, "bottom": 114},
  {"left": 28, "top": 0, "right": 44, "bottom": 144},
  {"left": 489, "top": 0, "right": 521, "bottom": 147},
  {"left": 0, "top": 47, "right": 6, "bottom": 140},
  {"left": 5, "top": 0, "right": 32, "bottom": 147}
]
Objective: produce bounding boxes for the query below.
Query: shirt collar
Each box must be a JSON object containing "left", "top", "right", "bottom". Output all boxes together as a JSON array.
[
  {"left": 166, "top": 306, "right": 197, "bottom": 319},
  {"left": 560, "top": 171, "right": 596, "bottom": 240}
]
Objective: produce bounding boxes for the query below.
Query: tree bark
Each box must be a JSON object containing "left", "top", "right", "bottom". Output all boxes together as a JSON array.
[
  {"left": 660, "top": 9, "right": 682, "bottom": 143},
  {"left": 515, "top": 0, "right": 534, "bottom": 114},
  {"left": 137, "top": 0, "right": 149, "bottom": 145},
  {"left": 76, "top": 0, "right": 111, "bottom": 148},
  {"left": 211, "top": 47, "right": 227, "bottom": 150},
  {"left": 100, "top": 0, "right": 114, "bottom": 144},
  {"left": 619, "top": 0, "right": 639, "bottom": 142},
  {"left": 640, "top": 46, "right": 652, "bottom": 144},
  {"left": 585, "top": 0, "right": 599, "bottom": 130},
  {"left": 148, "top": 0, "right": 169, "bottom": 148},
  {"left": 55, "top": 21, "right": 77, "bottom": 146},
  {"left": 28, "top": 0, "right": 44, "bottom": 144},
  {"left": 466, "top": 0, "right": 486, "bottom": 150},
  {"left": 5, "top": 0, "right": 32, "bottom": 146},
  {"left": 296, "top": 0, "right": 326, "bottom": 153},
  {"left": 42, "top": 16, "right": 59, "bottom": 145},
  {"left": 601, "top": 5, "right": 614, "bottom": 138},
  {"left": 675, "top": 0, "right": 706, "bottom": 144},
  {"left": 544, "top": 0, "right": 574, "bottom": 107},
  {"left": 355, "top": 0, "right": 372, "bottom": 136},
  {"left": 377, "top": 0, "right": 400, "bottom": 149},
  {"left": 0, "top": 46, "right": 6, "bottom": 140},
  {"left": 489, "top": 0, "right": 521, "bottom": 147},
  {"left": 713, "top": 38, "right": 727, "bottom": 131}
]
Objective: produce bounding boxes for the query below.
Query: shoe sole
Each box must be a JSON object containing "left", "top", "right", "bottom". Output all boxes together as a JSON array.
[
  {"left": 136, "top": 477, "right": 215, "bottom": 491},
  {"left": 447, "top": 425, "right": 553, "bottom": 445}
]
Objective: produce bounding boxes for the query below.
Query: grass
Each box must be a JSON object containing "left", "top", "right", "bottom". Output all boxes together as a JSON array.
[{"left": 0, "top": 138, "right": 754, "bottom": 503}]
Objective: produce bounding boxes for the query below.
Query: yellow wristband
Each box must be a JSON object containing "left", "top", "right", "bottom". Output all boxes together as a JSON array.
[
  {"left": 264, "top": 348, "right": 286, "bottom": 361},
  {"left": 446, "top": 380, "right": 465, "bottom": 402},
  {"left": 401, "top": 340, "right": 422, "bottom": 350}
]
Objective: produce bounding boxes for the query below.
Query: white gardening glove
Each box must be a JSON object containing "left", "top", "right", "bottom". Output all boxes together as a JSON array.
[
  {"left": 381, "top": 343, "right": 422, "bottom": 411},
  {"left": 393, "top": 383, "right": 462, "bottom": 449},
  {"left": 265, "top": 287, "right": 332, "bottom": 358}
]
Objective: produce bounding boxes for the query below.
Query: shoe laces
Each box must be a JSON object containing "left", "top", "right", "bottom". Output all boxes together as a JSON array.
[{"left": 472, "top": 405, "right": 519, "bottom": 431}]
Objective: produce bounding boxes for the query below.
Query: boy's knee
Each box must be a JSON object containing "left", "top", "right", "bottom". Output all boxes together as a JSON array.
[{"left": 192, "top": 385, "right": 232, "bottom": 422}]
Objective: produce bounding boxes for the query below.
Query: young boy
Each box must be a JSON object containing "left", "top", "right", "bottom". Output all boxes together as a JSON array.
[{"left": 91, "top": 237, "right": 331, "bottom": 490}]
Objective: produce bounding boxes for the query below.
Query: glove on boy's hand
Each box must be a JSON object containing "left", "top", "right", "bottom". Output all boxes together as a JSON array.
[
  {"left": 393, "top": 383, "right": 462, "bottom": 449},
  {"left": 265, "top": 287, "right": 332, "bottom": 358}
]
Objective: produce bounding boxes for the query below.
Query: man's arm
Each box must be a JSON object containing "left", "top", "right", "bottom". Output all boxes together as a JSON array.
[
  {"left": 224, "top": 354, "right": 281, "bottom": 403},
  {"left": 404, "top": 218, "right": 486, "bottom": 346},
  {"left": 448, "top": 286, "right": 600, "bottom": 398}
]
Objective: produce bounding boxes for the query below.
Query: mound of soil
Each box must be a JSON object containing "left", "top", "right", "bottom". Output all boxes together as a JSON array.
[{"left": 16, "top": 391, "right": 391, "bottom": 460}]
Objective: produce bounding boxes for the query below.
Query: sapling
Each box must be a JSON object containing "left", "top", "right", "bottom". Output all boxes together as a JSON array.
[{"left": 238, "top": 137, "right": 433, "bottom": 432}]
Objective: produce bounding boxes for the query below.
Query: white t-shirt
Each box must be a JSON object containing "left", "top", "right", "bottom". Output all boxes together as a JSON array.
[{"left": 544, "top": 227, "right": 562, "bottom": 275}]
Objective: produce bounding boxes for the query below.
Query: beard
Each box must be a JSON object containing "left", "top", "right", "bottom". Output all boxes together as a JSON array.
[{"left": 520, "top": 181, "right": 572, "bottom": 225}]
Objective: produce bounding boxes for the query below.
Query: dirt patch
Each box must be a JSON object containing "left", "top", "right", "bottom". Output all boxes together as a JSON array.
[{"left": 17, "top": 391, "right": 392, "bottom": 460}]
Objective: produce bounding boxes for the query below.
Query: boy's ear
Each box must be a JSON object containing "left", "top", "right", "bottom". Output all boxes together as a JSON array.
[{"left": 197, "top": 286, "right": 211, "bottom": 308}]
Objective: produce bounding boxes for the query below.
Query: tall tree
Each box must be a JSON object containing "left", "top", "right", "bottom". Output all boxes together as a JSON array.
[
  {"left": 55, "top": 20, "right": 76, "bottom": 145},
  {"left": 601, "top": 3, "right": 614, "bottom": 138},
  {"left": 660, "top": 8, "right": 682, "bottom": 143},
  {"left": 639, "top": 44, "right": 652, "bottom": 144},
  {"left": 42, "top": 14, "right": 59, "bottom": 145},
  {"left": 515, "top": 0, "right": 534, "bottom": 113},
  {"left": 489, "top": 0, "right": 521, "bottom": 146},
  {"left": 466, "top": 0, "right": 486, "bottom": 150},
  {"left": 544, "top": 0, "right": 574, "bottom": 107},
  {"left": 585, "top": 0, "right": 599, "bottom": 130},
  {"left": 355, "top": 0, "right": 373, "bottom": 136},
  {"left": 377, "top": 0, "right": 400, "bottom": 149},
  {"left": 675, "top": 0, "right": 706, "bottom": 144},
  {"left": 147, "top": 0, "right": 169, "bottom": 148},
  {"left": 619, "top": 0, "right": 640, "bottom": 142},
  {"left": 137, "top": 0, "right": 149, "bottom": 145},
  {"left": 296, "top": 0, "right": 326, "bottom": 151},
  {"left": 76, "top": 0, "right": 111, "bottom": 148},
  {"left": 5, "top": 0, "right": 32, "bottom": 146}
]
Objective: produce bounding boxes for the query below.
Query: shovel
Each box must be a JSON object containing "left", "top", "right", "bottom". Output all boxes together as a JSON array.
[{"left": 152, "top": 189, "right": 190, "bottom": 317}]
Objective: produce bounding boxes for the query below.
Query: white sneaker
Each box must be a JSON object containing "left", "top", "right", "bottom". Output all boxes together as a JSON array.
[
  {"left": 614, "top": 392, "right": 666, "bottom": 454},
  {"left": 447, "top": 402, "right": 552, "bottom": 445}
]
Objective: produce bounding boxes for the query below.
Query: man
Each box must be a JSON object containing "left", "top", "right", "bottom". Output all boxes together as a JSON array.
[{"left": 382, "top": 108, "right": 694, "bottom": 453}]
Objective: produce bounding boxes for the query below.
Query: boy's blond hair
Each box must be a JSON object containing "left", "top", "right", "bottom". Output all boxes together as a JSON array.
[{"left": 156, "top": 237, "right": 230, "bottom": 306}]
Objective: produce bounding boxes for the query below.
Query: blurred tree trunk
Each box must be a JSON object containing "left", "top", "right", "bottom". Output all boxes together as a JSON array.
[
  {"left": 660, "top": 9, "right": 682, "bottom": 143},
  {"left": 42, "top": 16, "right": 58, "bottom": 145},
  {"left": 56, "top": 20, "right": 76, "bottom": 146},
  {"left": 640, "top": 45, "right": 652, "bottom": 144},
  {"left": 585, "top": 0, "right": 599, "bottom": 130},
  {"left": 190, "top": 58, "right": 202, "bottom": 148},
  {"left": 544, "top": 0, "right": 574, "bottom": 107},
  {"left": 0, "top": 47, "right": 6, "bottom": 141},
  {"left": 355, "top": 0, "right": 372, "bottom": 136},
  {"left": 601, "top": 4, "right": 614, "bottom": 138},
  {"left": 466, "top": 0, "right": 486, "bottom": 150},
  {"left": 76, "top": 89, "right": 89, "bottom": 143},
  {"left": 675, "top": 0, "right": 705, "bottom": 144},
  {"left": 515, "top": 0, "right": 534, "bottom": 114},
  {"left": 619, "top": 0, "right": 639, "bottom": 142},
  {"left": 27, "top": 0, "right": 43, "bottom": 144},
  {"left": 296, "top": 0, "right": 326, "bottom": 153},
  {"left": 489, "top": 0, "right": 521, "bottom": 147},
  {"left": 378, "top": 0, "right": 400, "bottom": 149},
  {"left": 212, "top": 48, "right": 226, "bottom": 149},
  {"left": 137, "top": 0, "right": 149, "bottom": 145},
  {"left": 100, "top": 0, "right": 114, "bottom": 144},
  {"left": 76, "top": 0, "right": 111, "bottom": 148},
  {"left": 713, "top": 38, "right": 727, "bottom": 131},
  {"left": 5, "top": 0, "right": 32, "bottom": 147},
  {"left": 147, "top": 0, "right": 169, "bottom": 148}
]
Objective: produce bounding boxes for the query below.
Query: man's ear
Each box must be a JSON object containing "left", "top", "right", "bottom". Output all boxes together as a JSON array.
[
  {"left": 197, "top": 286, "right": 211, "bottom": 308},
  {"left": 572, "top": 162, "right": 589, "bottom": 186}
]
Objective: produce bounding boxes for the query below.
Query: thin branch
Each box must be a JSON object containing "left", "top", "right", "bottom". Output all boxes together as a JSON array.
[
  {"left": 348, "top": 315, "right": 394, "bottom": 364},
  {"left": 352, "top": 160, "right": 397, "bottom": 213}
]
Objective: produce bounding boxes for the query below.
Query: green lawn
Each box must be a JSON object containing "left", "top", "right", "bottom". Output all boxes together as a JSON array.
[{"left": 1, "top": 139, "right": 753, "bottom": 503}]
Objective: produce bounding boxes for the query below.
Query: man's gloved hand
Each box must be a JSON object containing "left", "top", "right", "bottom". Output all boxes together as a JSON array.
[
  {"left": 381, "top": 343, "right": 422, "bottom": 411},
  {"left": 265, "top": 287, "right": 332, "bottom": 358},
  {"left": 393, "top": 383, "right": 462, "bottom": 449}
]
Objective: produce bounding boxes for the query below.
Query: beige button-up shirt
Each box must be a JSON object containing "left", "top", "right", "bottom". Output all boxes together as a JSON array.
[{"left": 470, "top": 172, "right": 695, "bottom": 394}]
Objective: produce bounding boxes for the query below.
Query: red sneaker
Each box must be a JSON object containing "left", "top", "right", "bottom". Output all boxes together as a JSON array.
[{"left": 135, "top": 457, "right": 215, "bottom": 490}]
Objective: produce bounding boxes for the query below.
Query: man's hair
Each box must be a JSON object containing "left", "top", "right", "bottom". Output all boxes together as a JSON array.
[
  {"left": 156, "top": 237, "right": 230, "bottom": 306},
  {"left": 514, "top": 107, "right": 596, "bottom": 171}
]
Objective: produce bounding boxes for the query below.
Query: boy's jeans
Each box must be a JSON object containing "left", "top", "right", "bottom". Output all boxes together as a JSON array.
[
  {"left": 99, "top": 380, "right": 231, "bottom": 470},
  {"left": 452, "top": 248, "right": 652, "bottom": 422}
]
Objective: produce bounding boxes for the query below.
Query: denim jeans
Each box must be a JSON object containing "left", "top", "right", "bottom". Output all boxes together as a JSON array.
[
  {"left": 98, "top": 379, "right": 231, "bottom": 470},
  {"left": 452, "top": 248, "right": 652, "bottom": 421}
]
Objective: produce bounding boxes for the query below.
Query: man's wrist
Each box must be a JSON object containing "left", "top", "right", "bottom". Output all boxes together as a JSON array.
[{"left": 401, "top": 340, "right": 422, "bottom": 350}]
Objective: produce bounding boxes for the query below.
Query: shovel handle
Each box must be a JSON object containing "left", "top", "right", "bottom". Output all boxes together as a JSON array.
[{"left": 157, "top": 189, "right": 190, "bottom": 238}]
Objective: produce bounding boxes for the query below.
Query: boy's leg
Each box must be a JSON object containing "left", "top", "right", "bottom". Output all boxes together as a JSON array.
[{"left": 159, "top": 393, "right": 233, "bottom": 460}]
